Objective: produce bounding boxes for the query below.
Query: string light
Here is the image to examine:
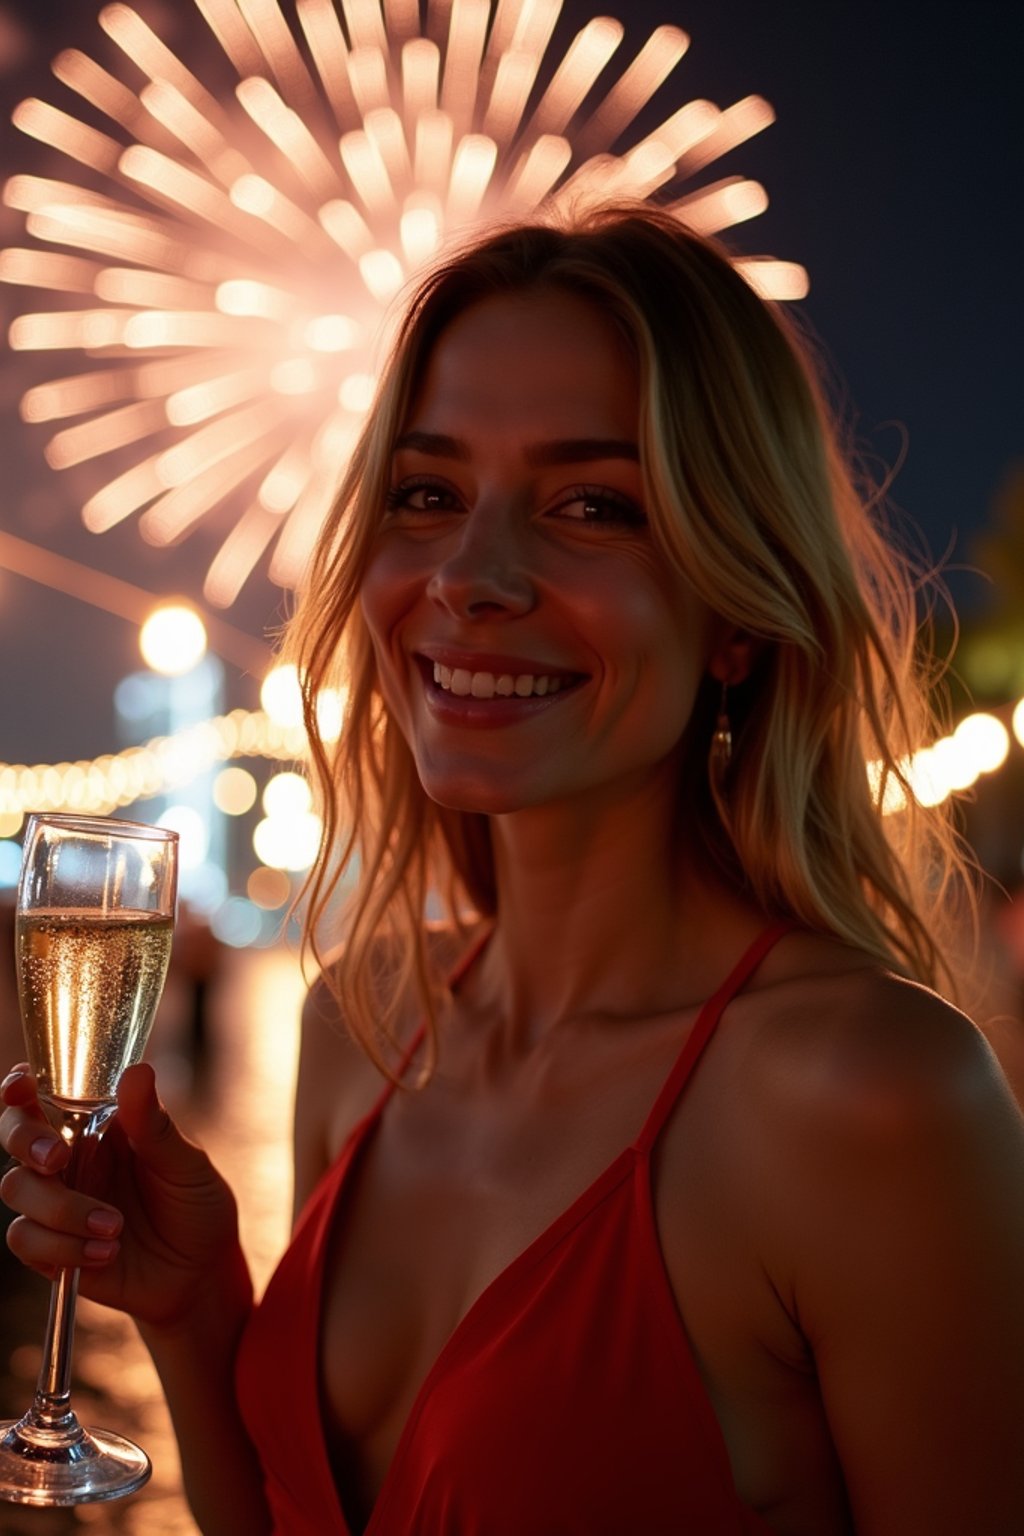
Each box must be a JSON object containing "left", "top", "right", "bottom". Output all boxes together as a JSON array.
[
  {"left": 0, "top": 709, "right": 312, "bottom": 819},
  {"left": 1, "top": 698, "right": 1021, "bottom": 826},
  {"left": 2, "top": 0, "right": 807, "bottom": 607}
]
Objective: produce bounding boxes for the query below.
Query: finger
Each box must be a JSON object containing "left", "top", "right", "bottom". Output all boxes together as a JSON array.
[
  {"left": 115, "top": 1064, "right": 207, "bottom": 1184},
  {"left": 0, "top": 1162, "right": 122, "bottom": 1240},
  {"left": 1, "top": 1065, "right": 47, "bottom": 1113},
  {"left": 1, "top": 1064, "right": 32, "bottom": 1098},
  {"left": 0, "top": 1104, "right": 69, "bottom": 1173},
  {"left": 6, "top": 1213, "right": 120, "bottom": 1271}
]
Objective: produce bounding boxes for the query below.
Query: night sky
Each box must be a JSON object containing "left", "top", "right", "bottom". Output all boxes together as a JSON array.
[{"left": 0, "top": 0, "right": 1021, "bottom": 769}]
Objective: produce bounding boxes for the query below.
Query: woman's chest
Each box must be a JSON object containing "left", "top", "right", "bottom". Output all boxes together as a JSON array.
[{"left": 314, "top": 1042, "right": 847, "bottom": 1534}]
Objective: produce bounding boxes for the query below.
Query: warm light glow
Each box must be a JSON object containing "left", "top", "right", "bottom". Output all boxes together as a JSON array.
[
  {"left": 305, "top": 313, "right": 360, "bottom": 352},
  {"left": 867, "top": 759, "right": 909, "bottom": 817},
  {"left": 953, "top": 712, "right": 1010, "bottom": 776},
  {"left": 253, "top": 811, "right": 322, "bottom": 871},
  {"left": 260, "top": 663, "right": 304, "bottom": 728},
  {"left": 158, "top": 804, "right": 208, "bottom": 870},
  {"left": 1, "top": 0, "right": 804, "bottom": 605},
  {"left": 358, "top": 247, "right": 405, "bottom": 300},
  {"left": 213, "top": 765, "right": 258, "bottom": 816},
  {"left": 0, "top": 710, "right": 311, "bottom": 819},
  {"left": 316, "top": 686, "right": 347, "bottom": 742},
  {"left": 263, "top": 770, "right": 312, "bottom": 817},
  {"left": 1013, "top": 698, "right": 1024, "bottom": 749},
  {"left": 905, "top": 747, "right": 951, "bottom": 809},
  {"left": 139, "top": 603, "right": 208, "bottom": 675},
  {"left": 248, "top": 864, "right": 292, "bottom": 908}
]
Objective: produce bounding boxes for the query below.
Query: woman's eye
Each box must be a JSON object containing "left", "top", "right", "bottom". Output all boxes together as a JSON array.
[
  {"left": 550, "top": 487, "right": 647, "bottom": 527},
  {"left": 384, "top": 480, "right": 461, "bottom": 514}
]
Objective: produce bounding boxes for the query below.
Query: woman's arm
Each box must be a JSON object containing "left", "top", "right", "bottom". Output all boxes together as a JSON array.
[
  {"left": 0, "top": 1062, "right": 272, "bottom": 1536},
  {"left": 757, "top": 976, "right": 1024, "bottom": 1534}
]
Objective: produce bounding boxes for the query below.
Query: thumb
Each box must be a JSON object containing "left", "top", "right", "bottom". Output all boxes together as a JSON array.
[{"left": 115, "top": 1062, "right": 206, "bottom": 1182}]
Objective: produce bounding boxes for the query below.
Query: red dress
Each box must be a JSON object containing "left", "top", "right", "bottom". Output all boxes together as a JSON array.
[{"left": 237, "top": 924, "right": 791, "bottom": 1534}]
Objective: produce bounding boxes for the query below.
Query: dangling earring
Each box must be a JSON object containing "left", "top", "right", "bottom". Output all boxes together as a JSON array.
[{"left": 709, "top": 681, "right": 732, "bottom": 792}]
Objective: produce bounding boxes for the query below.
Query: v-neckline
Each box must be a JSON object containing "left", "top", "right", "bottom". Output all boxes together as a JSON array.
[
  {"left": 315, "top": 1111, "right": 639, "bottom": 1536},
  {"left": 310, "top": 918, "right": 794, "bottom": 1534}
]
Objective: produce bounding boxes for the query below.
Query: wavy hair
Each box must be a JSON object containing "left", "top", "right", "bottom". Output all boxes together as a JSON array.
[{"left": 285, "top": 204, "right": 973, "bottom": 1075}]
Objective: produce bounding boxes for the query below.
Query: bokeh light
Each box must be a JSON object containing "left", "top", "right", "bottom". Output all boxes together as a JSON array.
[
  {"left": 139, "top": 603, "right": 208, "bottom": 675},
  {"left": 260, "top": 663, "right": 304, "bottom": 728},
  {"left": 213, "top": 763, "right": 258, "bottom": 815},
  {"left": 157, "top": 803, "right": 208, "bottom": 868},
  {"left": 248, "top": 865, "right": 292, "bottom": 909},
  {"left": 211, "top": 895, "right": 263, "bottom": 947},
  {"left": 0, "top": 810, "right": 25, "bottom": 838},
  {"left": 263, "top": 770, "right": 312, "bottom": 816},
  {"left": 953, "top": 712, "right": 1010, "bottom": 776},
  {"left": 1012, "top": 697, "right": 1024, "bottom": 749},
  {"left": 0, "top": 840, "right": 22, "bottom": 887}
]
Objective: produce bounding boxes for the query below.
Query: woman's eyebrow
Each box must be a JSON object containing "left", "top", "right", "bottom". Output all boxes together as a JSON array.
[
  {"left": 393, "top": 430, "right": 469, "bottom": 459},
  {"left": 392, "top": 431, "right": 640, "bottom": 465}
]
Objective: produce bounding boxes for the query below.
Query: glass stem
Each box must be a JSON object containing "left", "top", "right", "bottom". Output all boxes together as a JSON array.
[
  {"left": 29, "top": 1266, "right": 82, "bottom": 1435},
  {"left": 19, "top": 1105, "right": 109, "bottom": 1442}
]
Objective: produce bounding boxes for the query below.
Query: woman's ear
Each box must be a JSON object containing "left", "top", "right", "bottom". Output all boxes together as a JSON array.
[{"left": 707, "top": 628, "right": 762, "bottom": 686}]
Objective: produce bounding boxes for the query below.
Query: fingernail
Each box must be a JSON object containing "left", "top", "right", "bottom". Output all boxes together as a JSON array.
[
  {"left": 86, "top": 1210, "right": 121, "bottom": 1238},
  {"left": 82, "top": 1239, "right": 119, "bottom": 1263},
  {"left": 1, "top": 1067, "right": 27, "bottom": 1093},
  {"left": 30, "top": 1137, "right": 60, "bottom": 1168}
]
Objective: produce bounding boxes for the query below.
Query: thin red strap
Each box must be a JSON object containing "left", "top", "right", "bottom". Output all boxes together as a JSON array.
[{"left": 634, "top": 920, "right": 796, "bottom": 1155}]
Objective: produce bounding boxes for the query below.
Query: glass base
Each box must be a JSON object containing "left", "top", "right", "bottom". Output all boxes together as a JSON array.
[{"left": 0, "top": 1414, "right": 151, "bottom": 1506}]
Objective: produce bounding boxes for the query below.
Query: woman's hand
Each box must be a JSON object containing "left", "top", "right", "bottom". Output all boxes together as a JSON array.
[{"left": 0, "top": 1061, "right": 249, "bottom": 1329}]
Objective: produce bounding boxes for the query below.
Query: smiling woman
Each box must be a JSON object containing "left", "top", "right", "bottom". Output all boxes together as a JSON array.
[
  {"left": 357, "top": 284, "right": 716, "bottom": 823},
  {"left": 4, "top": 206, "right": 1024, "bottom": 1536}
]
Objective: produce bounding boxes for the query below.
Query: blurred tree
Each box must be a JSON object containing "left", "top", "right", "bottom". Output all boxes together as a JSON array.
[{"left": 958, "top": 464, "right": 1024, "bottom": 704}]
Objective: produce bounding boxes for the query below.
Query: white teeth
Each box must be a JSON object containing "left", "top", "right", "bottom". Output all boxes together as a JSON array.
[{"left": 431, "top": 662, "right": 569, "bottom": 699}]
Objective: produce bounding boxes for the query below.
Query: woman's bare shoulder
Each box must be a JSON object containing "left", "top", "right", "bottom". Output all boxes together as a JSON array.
[
  {"left": 734, "top": 935, "right": 1024, "bottom": 1530},
  {"left": 291, "top": 921, "right": 486, "bottom": 1213},
  {"left": 733, "top": 931, "right": 1024, "bottom": 1267},
  {"left": 744, "top": 931, "right": 1014, "bottom": 1125}
]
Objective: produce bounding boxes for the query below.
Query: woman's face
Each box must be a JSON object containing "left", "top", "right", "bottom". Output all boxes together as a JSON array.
[{"left": 360, "top": 287, "right": 727, "bottom": 815}]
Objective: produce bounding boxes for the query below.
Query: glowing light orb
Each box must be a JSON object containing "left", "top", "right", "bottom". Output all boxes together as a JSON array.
[
  {"left": 157, "top": 802, "right": 209, "bottom": 868},
  {"left": 248, "top": 864, "right": 293, "bottom": 909},
  {"left": 2, "top": 1, "right": 806, "bottom": 607},
  {"left": 952, "top": 712, "right": 1010, "bottom": 777},
  {"left": 1012, "top": 697, "right": 1024, "bottom": 750},
  {"left": 213, "top": 763, "right": 258, "bottom": 815},
  {"left": 263, "top": 769, "right": 313, "bottom": 817},
  {"left": 253, "top": 808, "right": 322, "bottom": 870},
  {"left": 139, "top": 601, "right": 208, "bottom": 674},
  {"left": 260, "top": 662, "right": 304, "bottom": 726}
]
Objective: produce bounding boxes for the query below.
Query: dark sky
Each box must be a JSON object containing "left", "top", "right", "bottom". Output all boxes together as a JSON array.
[{"left": 0, "top": 0, "right": 1021, "bottom": 768}]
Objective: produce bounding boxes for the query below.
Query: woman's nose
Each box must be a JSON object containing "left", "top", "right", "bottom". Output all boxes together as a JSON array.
[{"left": 425, "top": 505, "right": 535, "bottom": 620}]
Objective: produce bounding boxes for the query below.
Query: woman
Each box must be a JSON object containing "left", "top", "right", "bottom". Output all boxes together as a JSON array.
[{"left": 3, "top": 207, "right": 1024, "bottom": 1535}]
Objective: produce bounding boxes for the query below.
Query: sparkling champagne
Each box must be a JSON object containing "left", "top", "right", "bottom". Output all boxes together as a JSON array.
[{"left": 16, "top": 908, "right": 173, "bottom": 1109}]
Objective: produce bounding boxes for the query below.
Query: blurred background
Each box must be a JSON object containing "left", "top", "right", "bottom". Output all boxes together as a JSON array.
[{"left": 0, "top": 0, "right": 1021, "bottom": 1529}]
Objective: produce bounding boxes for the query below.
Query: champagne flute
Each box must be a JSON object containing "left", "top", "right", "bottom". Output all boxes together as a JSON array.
[{"left": 0, "top": 813, "right": 178, "bottom": 1507}]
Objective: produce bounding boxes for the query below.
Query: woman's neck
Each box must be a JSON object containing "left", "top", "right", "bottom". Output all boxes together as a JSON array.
[{"left": 463, "top": 771, "right": 760, "bottom": 1050}]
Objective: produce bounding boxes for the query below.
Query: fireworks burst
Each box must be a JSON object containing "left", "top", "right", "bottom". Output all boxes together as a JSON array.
[{"left": 1, "top": 0, "right": 807, "bottom": 608}]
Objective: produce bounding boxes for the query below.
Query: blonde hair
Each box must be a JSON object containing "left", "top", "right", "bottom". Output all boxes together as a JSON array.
[{"left": 286, "top": 204, "right": 973, "bottom": 1073}]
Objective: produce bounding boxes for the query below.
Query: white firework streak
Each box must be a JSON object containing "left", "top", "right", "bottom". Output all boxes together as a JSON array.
[{"left": 0, "top": 0, "right": 807, "bottom": 608}]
